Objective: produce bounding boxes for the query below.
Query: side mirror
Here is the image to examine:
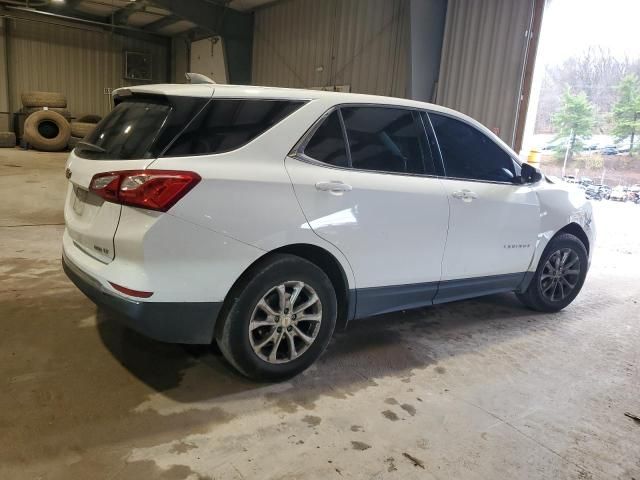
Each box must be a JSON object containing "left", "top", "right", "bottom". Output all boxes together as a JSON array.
[{"left": 519, "top": 162, "right": 543, "bottom": 184}]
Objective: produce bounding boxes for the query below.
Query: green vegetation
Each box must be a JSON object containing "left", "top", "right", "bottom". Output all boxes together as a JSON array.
[
  {"left": 552, "top": 89, "right": 595, "bottom": 160},
  {"left": 612, "top": 74, "right": 640, "bottom": 156}
]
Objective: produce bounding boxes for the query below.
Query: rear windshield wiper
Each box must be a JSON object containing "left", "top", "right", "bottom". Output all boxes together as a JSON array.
[{"left": 76, "top": 141, "right": 106, "bottom": 153}]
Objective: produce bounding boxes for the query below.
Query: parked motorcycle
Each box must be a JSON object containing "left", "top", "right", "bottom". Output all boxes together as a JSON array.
[{"left": 585, "top": 186, "right": 603, "bottom": 201}]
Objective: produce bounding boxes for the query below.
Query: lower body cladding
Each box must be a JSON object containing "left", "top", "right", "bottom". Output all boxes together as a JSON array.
[
  {"left": 64, "top": 243, "right": 535, "bottom": 345},
  {"left": 63, "top": 253, "right": 221, "bottom": 343},
  {"left": 352, "top": 272, "right": 533, "bottom": 319}
]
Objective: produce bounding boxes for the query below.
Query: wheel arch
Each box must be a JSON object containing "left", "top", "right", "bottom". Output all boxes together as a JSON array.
[
  {"left": 522, "top": 221, "right": 590, "bottom": 293},
  {"left": 555, "top": 222, "right": 590, "bottom": 254},
  {"left": 214, "top": 243, "right": 354, "bottom": 340}
]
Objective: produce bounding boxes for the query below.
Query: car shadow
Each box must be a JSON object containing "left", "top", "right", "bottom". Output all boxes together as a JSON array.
[{"left": 96, "top": 292, "right": 556, "bottom": 405}]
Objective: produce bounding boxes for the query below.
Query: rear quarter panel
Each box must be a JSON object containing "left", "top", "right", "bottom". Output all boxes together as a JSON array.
[{"left": 148, "top": 98, "right": 357, "bottom": 290}]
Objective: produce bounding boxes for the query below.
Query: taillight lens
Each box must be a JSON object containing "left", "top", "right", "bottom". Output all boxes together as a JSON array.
[
  {"left": 90, "top": 174, "right": 120, "bottom": 202},
  {"left": 89, "top": 170, "right": 201, "bottom": 212}
]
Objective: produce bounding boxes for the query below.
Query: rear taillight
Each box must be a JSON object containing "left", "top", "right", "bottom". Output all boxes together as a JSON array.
[{"left": 89, "top": 170, "right": 201, "bottom": 212}]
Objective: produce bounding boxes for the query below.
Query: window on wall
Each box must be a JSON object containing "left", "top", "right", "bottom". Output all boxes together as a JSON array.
[
  {"left": 303, "top": 111, "right": 349, "bottom": 167},
  {"left": 429, "top": 112, "right": 518, "bottom": 182},
  {"left": 340, "top": 107, "right": 431, "bottom": 175},
  {"left": 124, "top": 51, "right": 152, "bottom": 81}
]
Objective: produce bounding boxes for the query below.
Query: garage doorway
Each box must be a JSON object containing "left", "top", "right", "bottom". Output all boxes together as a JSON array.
[{"left": 520, "top": 0, "right": 640, "bottom": 196}]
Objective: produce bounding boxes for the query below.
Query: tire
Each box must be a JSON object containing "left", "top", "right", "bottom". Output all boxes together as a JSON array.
[
  {"left": 70, "top": 122, "right": 95, "bottom": 139},
  {"left": 21, "top": 91, "right": 67, "bottom": 108},
  {"left": 68, "top": 136, "right": 82, "bottom": 150},
  {"left": 216, "top": 254, "right": 337, "bottom": 381},
  {"left": 23, "top": 107, "right": 71, "bottom": 120},
  {"left": 516, "top": 233, "right": 588, "bottom": 312},
  {"left": 0, "top": 131, "right": 16, "bottom": 148},
  {"left": 23, "top": 110, "right": 71, "bottom": 152},
  {"left": 76, "top": 114, "right": 102, "bottom": 124}
]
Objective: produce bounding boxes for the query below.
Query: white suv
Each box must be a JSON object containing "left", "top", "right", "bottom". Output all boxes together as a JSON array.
[{"left": 62, "top": 84, "right": 595, "bottom": 380}]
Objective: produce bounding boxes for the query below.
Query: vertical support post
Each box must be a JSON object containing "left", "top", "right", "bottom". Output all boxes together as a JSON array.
[
  {"left": 0, "top": 17, "right": 12, "bottom": 130},
  {"left": 513, "top": 0, "right": 546, "bottom": 153},
  {"left": 409, "top": 0, "right": 447, "bottom": 102}
]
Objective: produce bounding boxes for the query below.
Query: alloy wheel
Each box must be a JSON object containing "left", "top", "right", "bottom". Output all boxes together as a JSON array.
[
  {"left": 249, "top": 281, "right": 323, "bottom": 364},
  {"left": 540, "top": 248, "right": 581, "bottom": 302}
]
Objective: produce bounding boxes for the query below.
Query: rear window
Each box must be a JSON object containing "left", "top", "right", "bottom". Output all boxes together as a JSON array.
[
  {"left": 75, "top": 99, "right": 172, "bottom": 160},
  {"left": 75, "top": 96, "right": 305, "bottom": 160}
]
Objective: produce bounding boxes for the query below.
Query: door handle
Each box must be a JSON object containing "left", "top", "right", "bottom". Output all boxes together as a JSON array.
[
  {"left": 452, "top": 189, "right": 478, "bottom": 202},
  {"left": 315, "top": 181, "right": 353, "bottom": 194}
]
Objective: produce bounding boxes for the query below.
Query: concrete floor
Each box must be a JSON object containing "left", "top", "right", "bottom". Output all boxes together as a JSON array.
[{"left": 1, "top": 148, "right": 639, "bottom": 480}]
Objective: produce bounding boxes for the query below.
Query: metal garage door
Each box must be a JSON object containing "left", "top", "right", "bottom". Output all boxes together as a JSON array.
[{"left": 436, "top": 0, "right": 535, "bottom": 147}]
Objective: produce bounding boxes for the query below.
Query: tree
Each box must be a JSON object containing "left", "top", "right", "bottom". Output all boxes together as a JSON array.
[
  {"left": 612, "top": 74, "right": 640, "bottom": 156},
  {"left": 552, "top": 89, "right": 595, "bottom": 160},
  {"left": 535, "top": 47, "right": 640, "bottom": 133}
]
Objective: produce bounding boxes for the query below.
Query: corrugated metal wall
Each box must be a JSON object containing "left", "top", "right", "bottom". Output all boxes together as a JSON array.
[
  {"left": 7, "top": 15, "right": 169, "bottom": 117},
  {"left": 436, "top": 0, "right": 534, "bottom": 146},
  {"left": 252, "top": 0, "right": 410, "bottom": 98},
  {"left": 0, "top": 20, "right": 10, "bottom": 130}
]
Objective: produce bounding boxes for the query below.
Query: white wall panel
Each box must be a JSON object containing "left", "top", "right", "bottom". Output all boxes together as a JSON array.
[
  {"left": 253, "top": 0, "right": 410, "bottom": 98},
  {"left": 190, "top": 37, "right": 228, "bottom": 84}
]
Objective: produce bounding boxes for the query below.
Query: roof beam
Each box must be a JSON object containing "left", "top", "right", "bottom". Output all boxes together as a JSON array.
[
  {"left": 143, "top": 13, "right": 181, "bottom": 32},
  {"left": 65, "top": 0, "right": 85, "bottom": 9},
  {"left": 9, "top": 5, "right": 169, "bottom": 43},
  {"left": 150, "top": 0, "right": 251, "bottom": 40},
  {"left": 112, "top": 1, "right": 148, "bottom": 25}
]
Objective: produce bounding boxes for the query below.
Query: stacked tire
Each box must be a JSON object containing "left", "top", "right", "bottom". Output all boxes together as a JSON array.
[
  {"left": 68, "top": 115, "right": 101, "bottom": 150},
  {"left": 22, "top": 91, "right": 71, "bottom": 152}
]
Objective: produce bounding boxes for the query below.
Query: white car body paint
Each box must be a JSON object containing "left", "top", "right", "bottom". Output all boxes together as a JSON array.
[
  {"left": 531, "top": 180, "right": 595, "bottom": 270},
  {"left": 437, "top": 179, "right": 541, "bottom": 280},
  {"left": 285, "top": 156, "right": 450, "bottom": 288},
  {"left": 61, "top": 83, "right": 595, "bottom": 343}
]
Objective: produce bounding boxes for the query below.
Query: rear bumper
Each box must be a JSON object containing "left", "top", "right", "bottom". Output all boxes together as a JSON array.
[{"left": 63, "top": 253, "right": 221, "bottom": 344}]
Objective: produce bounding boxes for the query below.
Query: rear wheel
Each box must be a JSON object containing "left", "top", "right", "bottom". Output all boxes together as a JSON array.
[
  {"left": 517, "top": 233, "right": 588, "bottom": 312},
  {"left": 216, "top": 254, "right": 337, "bottom": 381}
]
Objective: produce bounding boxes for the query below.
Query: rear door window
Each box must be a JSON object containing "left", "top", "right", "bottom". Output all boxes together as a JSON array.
[
  {"left": 302, "top": 111, "right": 349, "bottom": 167},
  {"left": 163, "top": 99, "right": 305, "bottom": 156},
  {"left": 340, "top": 106, "right": 430, "bottom": 175}
]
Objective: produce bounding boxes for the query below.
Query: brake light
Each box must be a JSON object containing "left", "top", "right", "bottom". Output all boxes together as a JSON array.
[{"left": 89, "top": 170, "right": 201, "bottom": 212}]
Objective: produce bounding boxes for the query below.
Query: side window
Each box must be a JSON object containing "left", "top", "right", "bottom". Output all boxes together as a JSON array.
[
  {"left": 341, "top": 107, "right": 429, "bottom": 175},
  {"left": 429, "top": 112, "right": 517, "bottom": 182},
  {"left": 163, "top": 99, "right": 304, "bottom": 156},
  {"left": 303, "top": 111, "right": 348, "bottom": 167}
]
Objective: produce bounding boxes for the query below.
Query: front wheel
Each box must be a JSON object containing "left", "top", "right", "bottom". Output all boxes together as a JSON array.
[
  {"left": 517, "top": 233, "right": 588, "bottom": 312},
  {"left": 216, "top": 254, "right": 337, "bottom": 381}
]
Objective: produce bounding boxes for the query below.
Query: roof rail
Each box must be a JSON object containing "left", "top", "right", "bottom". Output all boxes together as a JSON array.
[{"left": 185, "top": 73, "right": 216, "bottom": 84}]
